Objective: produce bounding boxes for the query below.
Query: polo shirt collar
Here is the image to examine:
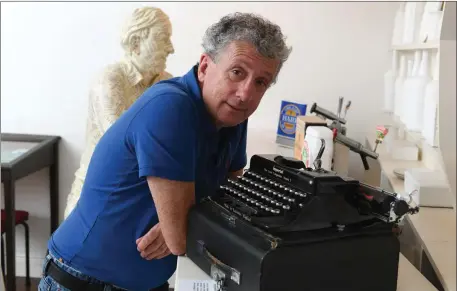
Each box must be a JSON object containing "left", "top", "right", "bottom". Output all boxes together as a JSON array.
[{"left": 183, "top": 64, "right": 218, "bottom": 134}]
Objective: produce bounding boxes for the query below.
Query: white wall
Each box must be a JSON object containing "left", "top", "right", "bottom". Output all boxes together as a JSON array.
[{"left": 1, "top": 1, "right": 398, "bottom": 280}]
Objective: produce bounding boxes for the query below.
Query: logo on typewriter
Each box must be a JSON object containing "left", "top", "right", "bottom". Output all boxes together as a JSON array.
[{"left": 279, "top": 104, "right": 301, "bottom": 135}]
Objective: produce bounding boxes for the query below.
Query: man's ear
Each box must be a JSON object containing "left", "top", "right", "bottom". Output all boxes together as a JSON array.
[
  {"left": 197, "top": 54, "right": 211, "bottom": 82},
  {"left": 130, "top": 35, "right": 141, "bottom": 55}
]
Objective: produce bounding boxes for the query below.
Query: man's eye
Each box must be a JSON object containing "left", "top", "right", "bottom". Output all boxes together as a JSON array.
[
  {"left": 229, "top": 69, "right": 244, "bottom": 80},
  {"left": 256, "top": 79, "right": 267, "bottom": 87}
]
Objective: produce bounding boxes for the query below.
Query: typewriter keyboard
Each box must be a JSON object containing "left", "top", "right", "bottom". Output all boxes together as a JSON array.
[{"left": 219, "top": 170, "right": 310, "bottom": 217}]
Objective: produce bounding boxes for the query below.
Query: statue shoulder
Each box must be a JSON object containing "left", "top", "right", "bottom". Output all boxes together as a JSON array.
[
  {"left": 88, "top": 63, "right": 127, "bottom": 102},
  {"left": 158, "top": 71, "right": 174, "bottom": 82},
  {"left": 94, "top": 63, "right": 127, "bottom": 85}
]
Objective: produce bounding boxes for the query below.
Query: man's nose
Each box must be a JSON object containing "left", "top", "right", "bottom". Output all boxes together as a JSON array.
[{"left": 237, "top": 80, "right": 255, "bottom": 103}]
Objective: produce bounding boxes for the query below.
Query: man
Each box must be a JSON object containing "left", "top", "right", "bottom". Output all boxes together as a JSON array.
[
  {"left": 64, "top": 7, "right": 174, "bottom": 218},
  {"left": 39, "top": 12, "right": 291, "bottom": 291}
]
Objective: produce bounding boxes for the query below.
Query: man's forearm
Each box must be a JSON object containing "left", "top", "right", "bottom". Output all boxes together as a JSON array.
[
  {"left": 147, "top": 176, "right": 195, "bottom": 255},
  {"left": 228, "top": 168, "right": 244, "bottom": 180}
]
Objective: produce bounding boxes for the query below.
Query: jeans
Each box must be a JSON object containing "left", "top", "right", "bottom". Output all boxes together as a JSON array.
[{"left": 38, "top": 251, "right": 169, "bottom": 291}]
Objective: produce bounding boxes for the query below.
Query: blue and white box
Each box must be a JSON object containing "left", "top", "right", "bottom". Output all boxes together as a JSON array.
[{"left": 276, "top": 100, "right": 307, "bottom": 147}]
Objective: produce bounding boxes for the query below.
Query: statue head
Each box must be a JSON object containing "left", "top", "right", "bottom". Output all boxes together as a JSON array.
[{"left": 121, "top": 7, "right": 174, "bottom": 76}]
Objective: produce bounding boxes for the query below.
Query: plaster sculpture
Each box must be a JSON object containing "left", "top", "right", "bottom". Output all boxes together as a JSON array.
[{"left": 64, "top": 7, "right": 175, "bottom": 218}]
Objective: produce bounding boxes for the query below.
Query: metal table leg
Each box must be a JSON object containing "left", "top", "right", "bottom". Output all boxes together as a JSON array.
[
  {"left": 50, "top": 149, "right": 59, "bottom": 234},
  {"left": 4, "top": 179, "right": 16, "bottom": 291}
]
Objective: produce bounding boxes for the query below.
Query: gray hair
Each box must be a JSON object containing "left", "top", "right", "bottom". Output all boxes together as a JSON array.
[{"left": 202, "top": 12, "right": 292, "bottom": 83}]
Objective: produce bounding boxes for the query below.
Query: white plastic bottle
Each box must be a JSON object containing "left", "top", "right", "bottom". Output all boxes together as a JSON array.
[
  {"left": 302, "top": 126, "right": 334, "bottom": 171},
  {"left": 422, "top": 51, "right": 440, "bottom": 146},
  {"left": 383, "top": 51, "right": 398, "bottom": 113},
  {"left": 394, "top": 55, "right": 407, "bottom": 119}
]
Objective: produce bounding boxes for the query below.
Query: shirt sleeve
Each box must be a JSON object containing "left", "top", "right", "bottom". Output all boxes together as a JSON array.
[
  {"left": 127, "top": 93, "right": 198, "bottom": 182},
  {"left": 229, "top": 121, "right": 248, "bottom": 172}
]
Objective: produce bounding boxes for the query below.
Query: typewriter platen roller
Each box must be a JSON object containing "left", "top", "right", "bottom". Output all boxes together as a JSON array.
[{"left": 186, "top": 154, "right": 419, "bottom": 291}]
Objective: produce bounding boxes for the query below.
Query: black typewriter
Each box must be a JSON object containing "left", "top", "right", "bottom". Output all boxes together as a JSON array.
[{"left": 186, "top": 152, "right": 419, "bottom": 291}]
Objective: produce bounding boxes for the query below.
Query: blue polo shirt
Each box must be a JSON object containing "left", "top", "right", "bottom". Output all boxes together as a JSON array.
[{"left": 48, "top": 65, "right": 248, "bottom": 290}]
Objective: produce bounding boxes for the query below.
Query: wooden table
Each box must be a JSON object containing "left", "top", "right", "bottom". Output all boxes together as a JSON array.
[
  {"left": 174, "top": 254, "right": 438, "bottom": 291},
  {"left": 1, "top": 133, "right": 60, "bottom": 291}
]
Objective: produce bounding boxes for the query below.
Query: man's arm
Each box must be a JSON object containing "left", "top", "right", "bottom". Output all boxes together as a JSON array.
[
  {"left": 227, "top": 121, "right": 248, "bottom": 180},
  {"left": 128, "top": 93, "right": 198, "bottom": 258},
  {"left": 146, "top": 177, "right": 195, "bottom": 255},
  {"left": 228, "top": 168, "right": 244, "bottom": 180}
]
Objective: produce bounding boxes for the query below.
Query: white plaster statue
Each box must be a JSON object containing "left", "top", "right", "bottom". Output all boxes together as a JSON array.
[{"left": 64, "top": 7, "right": 175, "bottom": 218}]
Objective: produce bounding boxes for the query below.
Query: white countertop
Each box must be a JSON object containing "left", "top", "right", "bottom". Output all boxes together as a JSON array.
[
  {"left": 174, "top": 254, "right": 438, "bottom": 291},
  {"left": 365, "top": 134, "right": 456, "bottom": 291}
]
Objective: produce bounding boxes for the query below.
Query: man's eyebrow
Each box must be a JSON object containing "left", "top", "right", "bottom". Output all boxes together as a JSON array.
[
  {"left": 262, "top": 71, "right": 273, "bottom": 79},
  {"left": 237, "top": 60, "right": 274, "bottom": 79}
]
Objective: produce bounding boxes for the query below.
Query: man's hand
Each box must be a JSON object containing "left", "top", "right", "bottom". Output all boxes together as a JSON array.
[
  {"left": 136, "top": 223, "right": 171, "bottom": 260},
  {"left": 147, "top": 177, "right": 195, "bottom": 255}
]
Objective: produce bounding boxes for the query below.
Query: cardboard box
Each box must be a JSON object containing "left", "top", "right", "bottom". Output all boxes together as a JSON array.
[
  {"left": 333, "top": 142, "right": 350, "bottom": 176},
  {"left": 294, "top": 115, "right": 327, "bottom": 160}
]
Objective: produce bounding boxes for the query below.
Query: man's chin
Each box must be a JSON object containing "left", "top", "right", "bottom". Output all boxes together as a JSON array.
[{"left": 220, "top": 117, "right": 245, "bottom": 128}]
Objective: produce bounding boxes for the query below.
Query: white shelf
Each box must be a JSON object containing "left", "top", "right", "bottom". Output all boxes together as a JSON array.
[
  {"left": 380, "top": 1, "right": 456, "bottom": 204},
  {"left": 391, "top": 41, "right": 440, "bottom": 51}
]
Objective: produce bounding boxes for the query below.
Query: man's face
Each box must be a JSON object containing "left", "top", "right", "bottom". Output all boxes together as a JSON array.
[
  {"left": 136, "top": 22, "right": 174, "bottom": 74},
  {"left": 198, "top": 41, "right": 280, "bottom": 128}
]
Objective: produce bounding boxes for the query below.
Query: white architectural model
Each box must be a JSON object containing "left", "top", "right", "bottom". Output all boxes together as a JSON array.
[{"left": 64, "top": 7, "right": 175, "bottom": 218}]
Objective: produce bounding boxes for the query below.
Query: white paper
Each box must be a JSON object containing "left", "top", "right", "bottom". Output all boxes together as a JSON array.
[{"left": 178, "top": 279, "right": 218, "bottom": 291}]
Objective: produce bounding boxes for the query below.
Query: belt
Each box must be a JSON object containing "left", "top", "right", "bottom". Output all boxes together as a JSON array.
[
  {"left": 45, "top": 260, "right": 112, "bottom": 291},
  {"left": 46, "top": 259, "right": 169, "bottom": 291}
]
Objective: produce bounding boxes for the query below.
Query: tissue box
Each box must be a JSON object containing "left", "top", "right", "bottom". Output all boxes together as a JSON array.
[
  {"left": 387, "top": 139, "right": 419, "bottom": 161},
  {"left": 404, "top": 168, "right": 454, "bottom": 208}
]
